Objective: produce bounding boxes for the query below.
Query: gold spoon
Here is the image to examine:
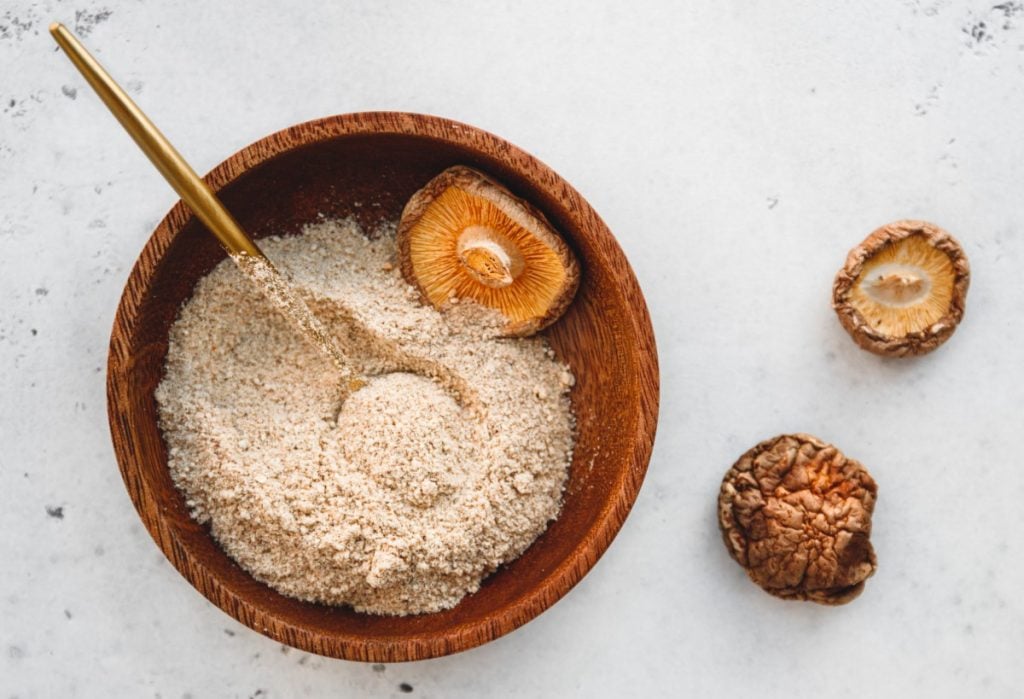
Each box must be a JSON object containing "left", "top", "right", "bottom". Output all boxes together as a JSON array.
[
  {"left": 50, "top": 23, "right": 474, "bottom": 407},
  {"left": 50, "top": 23, "right": 261, "bottom": 260},
  {"left": 48, "top": 23, "right": 358, "bottom": 379}
]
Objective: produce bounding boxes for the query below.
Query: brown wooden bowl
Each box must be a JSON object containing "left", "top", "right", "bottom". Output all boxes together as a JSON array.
[{"left": 107, "top": 112, "right": 658, "bottom": 662}]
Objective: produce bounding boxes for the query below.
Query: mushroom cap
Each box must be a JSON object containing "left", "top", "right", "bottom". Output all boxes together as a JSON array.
[
  {"left": 717, "top": 433, "right": 878, "bottom": 605},
  {"left": 832, "top": 220, "right": 970, "bottom": 357},
  {"left": 397, "top": 166, "right": 580, "bottom": 336}
]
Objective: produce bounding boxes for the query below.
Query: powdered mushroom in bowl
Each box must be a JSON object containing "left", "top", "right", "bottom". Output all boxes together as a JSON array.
[
  {"left": 155, "top": 218, "right": 576, "bottom": 616},
  {"left": 107, "top": 113, "right": 658, "bottom": 661}
]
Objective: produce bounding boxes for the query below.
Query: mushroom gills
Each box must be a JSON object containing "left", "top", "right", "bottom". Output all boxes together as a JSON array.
[
  {"left": 849, "top": 234, "right": 955, "bottom": 337},
  {"left": 399, "top": 172, "right": 578, "bottom": 335}
]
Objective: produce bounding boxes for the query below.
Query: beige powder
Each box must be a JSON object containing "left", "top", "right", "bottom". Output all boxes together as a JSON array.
[
  {"left": 230, "top": 251, "right": 358, "bottom": 382},
  {"left": 155, "top": 218, "right": 576, "bottom": 615}
]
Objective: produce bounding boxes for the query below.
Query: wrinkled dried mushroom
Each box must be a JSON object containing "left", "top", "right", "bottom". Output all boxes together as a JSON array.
[
  {"left": 397, "top": 166, "right": 579, "bottom": 336},
  {"left": 718, "top": 434, "right": 878, "bottom": 605},
  {"left": 833, "top": 220, "right": 970, "bottom": 357}
]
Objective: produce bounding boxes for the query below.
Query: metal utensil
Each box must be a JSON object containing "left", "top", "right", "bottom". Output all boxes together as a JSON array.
[
  {"left": 50, "top": 23, "right": 264, "bottom": 261},
  {"left": 49, "top": 22, "right": 373, "bottom": 389},
  {"left": 50, "top": 24, "right": 473, "bottom": 406}
]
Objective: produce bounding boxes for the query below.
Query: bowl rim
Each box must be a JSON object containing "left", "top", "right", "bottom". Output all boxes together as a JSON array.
[{"left": 106, "top": 111, "right": 659, "bottom": 661}]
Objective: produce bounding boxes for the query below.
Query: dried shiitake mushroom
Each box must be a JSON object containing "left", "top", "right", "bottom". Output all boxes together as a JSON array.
[
  {"left": 718, "top": 434, "right": 878, "bottom": 605},
  {"left": 833, "top": 220, "right": 970, "bottom": 357},
  {"left": 397, "top": 166, "right": 579, "bottom": 336}
]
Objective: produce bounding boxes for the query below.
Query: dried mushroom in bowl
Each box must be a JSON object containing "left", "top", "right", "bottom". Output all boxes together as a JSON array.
[
  {"left": 718, "top": 434, "right": 878, "bottom": 605},
  {"left": 397, "top": 166, "right": 580, "bottom": 336}
]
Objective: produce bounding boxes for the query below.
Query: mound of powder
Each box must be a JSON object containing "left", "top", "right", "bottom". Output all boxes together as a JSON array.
[{"left": 155, "top": 218, "right": 576, "bottom": 615}]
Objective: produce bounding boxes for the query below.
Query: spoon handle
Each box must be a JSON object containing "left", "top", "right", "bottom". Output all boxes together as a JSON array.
[{"left": 49, "top": 22, "right": 263, "bottom": 259}]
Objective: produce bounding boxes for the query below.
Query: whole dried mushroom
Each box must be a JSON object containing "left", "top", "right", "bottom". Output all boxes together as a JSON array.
[
  {"left": 717, "top": 434, "right": 878, "bottom": 605},
  {"left": 397, "top": 166, "right": 580, "bottom": 336},
  {"left": 832, "top": 220, "right": 970, "bottom": 357}
]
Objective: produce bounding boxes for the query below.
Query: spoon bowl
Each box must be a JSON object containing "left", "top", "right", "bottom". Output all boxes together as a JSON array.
[{"left": 107, "top": 112, "right": 658, "bottom": 661}]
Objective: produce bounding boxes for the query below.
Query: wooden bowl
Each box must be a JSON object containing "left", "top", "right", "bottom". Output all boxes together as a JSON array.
[{"left": 107, "top": 112, "right": 659, "bottom": 662}]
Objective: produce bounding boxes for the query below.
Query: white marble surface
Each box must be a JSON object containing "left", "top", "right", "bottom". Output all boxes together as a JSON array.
[{"left": 3, "top": 1, "right": 1024, "bottom": 696}]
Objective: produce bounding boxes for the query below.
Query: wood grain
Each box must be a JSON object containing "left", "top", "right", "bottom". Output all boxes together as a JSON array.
[{"left": 106, "top": 112, "right": 659, "bottom": 661}]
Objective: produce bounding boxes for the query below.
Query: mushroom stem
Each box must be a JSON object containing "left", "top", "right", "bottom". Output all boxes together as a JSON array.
[
  {"left": 867, "top": 268, "right": 929, "bottom": 305},
  {"left": 456, "top": 226, "right": 524, "bottom": 289},
  {"left": 875, "top": 273, "right": 922, "bottom": 297}
]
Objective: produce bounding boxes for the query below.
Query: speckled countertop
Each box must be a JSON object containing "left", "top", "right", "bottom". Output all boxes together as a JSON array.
[{"left": 2, "top": 1, "right": 1023, "bottom": 697}]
